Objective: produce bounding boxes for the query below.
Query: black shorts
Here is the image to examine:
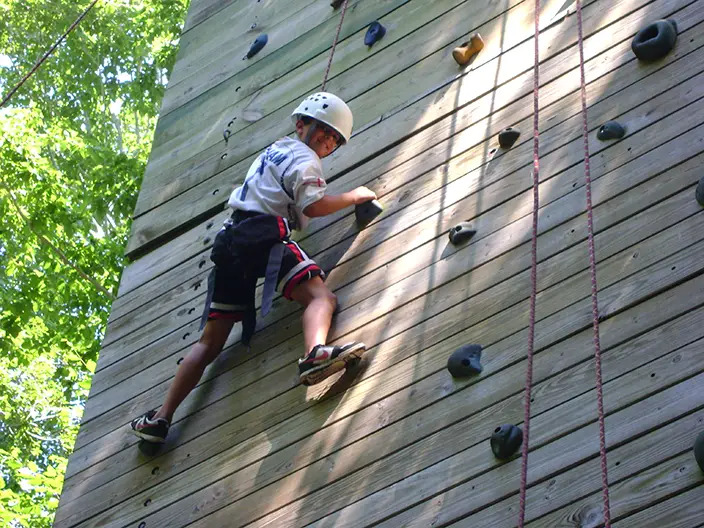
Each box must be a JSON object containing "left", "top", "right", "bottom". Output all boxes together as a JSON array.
[{"left": 206, "top": 212, "right": 324, "bottom": 323}]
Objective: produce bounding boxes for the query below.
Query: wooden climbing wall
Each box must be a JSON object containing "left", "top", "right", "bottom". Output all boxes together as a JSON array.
[{"left": 55, "top": 0, "right": 704, "bottom": 526}]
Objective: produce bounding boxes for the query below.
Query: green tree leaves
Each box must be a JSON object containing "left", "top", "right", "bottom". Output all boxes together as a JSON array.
[{"left": 0, "top": 1, "right": 187, "bottom": 525}]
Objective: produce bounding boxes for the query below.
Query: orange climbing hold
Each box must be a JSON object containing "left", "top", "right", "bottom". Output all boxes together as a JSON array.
[{"left": 452, "top": 33, "right": 484, "bottom": 66}]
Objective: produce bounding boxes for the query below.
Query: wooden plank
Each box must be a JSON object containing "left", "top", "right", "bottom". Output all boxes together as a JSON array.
[
  {"left": 98, "top": 83, "right": 704, "bottom": 388},
  {"left": 82, "top": 156, "right": 704, "bottom": 440},
  {"left": 59, "top": 259, "right": 704, "bottom": 526},
  {"left": 171, "top": 0, "right": 321, "bottom": 93},
  {"left": 86, "top": 107, "right": 704, "bottom": 436},
  {"left": 118, "top": 3, "right": 704, "bottom": 302},
  {"left": 57, "top": 204, "right": 704, "bottom": 522},
  {"left": 127, "top": 0, "right": 697, "bottom": 256},
  {"left": 529, "top": 456, "right": 704, "bottom": 528},
  {"left": 106, "top": 15, "right": 704, "bottom": 343},
  {"left": 432, "top": 415, "right": 703, "bottom": 527},
  {"left": 195, "top": 360, "right": 704, "bottom": 527},
  {"left": 161, "top": 0, "right": 395, "bottom": 120},
  {"left": 128, "top": 0, "right": 596, "bottom": 227},
  {"left": 612, "top": 485, "right": 704, "bottom": 528},
  {"left": 182, "top": 0, "right": 237, "bottom": 33}
]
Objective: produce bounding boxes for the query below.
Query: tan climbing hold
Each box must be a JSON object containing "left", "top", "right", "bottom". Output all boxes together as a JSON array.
[{"left": 452, "top": 33, "right": 484, "bottom": 66}]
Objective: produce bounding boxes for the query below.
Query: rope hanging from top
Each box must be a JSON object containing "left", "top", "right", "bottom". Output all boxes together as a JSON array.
[
  {"left": 0, "top": 0, "right": 100, "bottom": 108},
  {"left": 322, "top": 0, "right": 351, "bottom": 91},
  {"left": 575, "top": 0, "right": 612, "bottom": 523},
  {"left": 516, "top": 0, "right": 541, "bottom": 524},
  {"left": 517, "top": 1, "right": 612, "bottom": 525}
]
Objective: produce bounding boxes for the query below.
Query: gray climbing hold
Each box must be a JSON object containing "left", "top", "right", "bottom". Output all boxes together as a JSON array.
[
  {"left": 597, "top": 121, "right": 626, "bottom": 141},
  {"left": 447, "top": 344, "right": 483, "bottom": 377},
  {"left": 695, "top": 430, "right": 704, "bottom": 472},
  {"left": 696, "top": 176, "right": 704, "bottom": 207},
  {"left": 632, "top": 19, "right": 677, "bottom": 61},
  {"left": 491, "top": 424, "right": 523, "bottom": 459},
  {"left": 246, "top": 34, "right": 268, "bottom": 59},
  {"left": 498, "top": 127, "right": 521, "bottom": 149},
  {"left": 449, "top": 222, "right": 476, "bottom": 245},
  {"left": 355, "top": 199, "right": 383, "bottom": 228}
]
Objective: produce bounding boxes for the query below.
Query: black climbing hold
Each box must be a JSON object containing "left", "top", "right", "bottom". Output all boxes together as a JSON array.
[
  {"left": 330, "top": 0, "right": 344, "bottom": 8},
  {"left": 491, "top": 424, "right": 523, "bottom": 459},
  {"left": 355, "top": 199, "right": 384, "bottom": 228},
  {"left": 631, "top": 19, "right": 677, "bottom": 61},
  {"left": 695, "top": 430, "right": 704, "bottom": 472},
  {"left": 597, "top": 121, "right": 626, "bottom": 141},
  {"left": 695, "top": 176, "right": 704, "bottom": 207},
  {"left": 138, "top": 440, "right": 161, "bottom": 457},
  {"left": 447, "top": 344, "right": 483, "bottom": 377},
  {"left": 246, "top": 34, "right": 268, "bottom": 59},
  {"left": 364, "top": 21, "right": 386, "bottom": 47},
  {"left": 498, "top": 127, "right": 520, "bottom": 149},
  {"left": 448, "top": 222, "right": 476, "bottom": 245}
]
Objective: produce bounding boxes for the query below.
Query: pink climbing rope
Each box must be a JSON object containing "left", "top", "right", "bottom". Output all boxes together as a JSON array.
[
  {"left": 321, "top": 0, "right": 350, "bottom": 91},
  {"left": 0, "top": 0, "right": 100, "bottom": 108},
  {"left": 517, "top": 0, "right": 541, "bottom": 525},
  {"left": 575, "top": 0, "right": 612, "bottom": 525}
]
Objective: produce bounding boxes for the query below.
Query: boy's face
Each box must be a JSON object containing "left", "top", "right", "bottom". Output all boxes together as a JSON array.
[{"left": 296, "top": 119, "right": 342, "bottom": 158}]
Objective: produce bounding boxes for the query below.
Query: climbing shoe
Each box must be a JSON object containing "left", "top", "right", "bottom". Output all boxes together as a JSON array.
[
  {"left": 130, "top": 410, "right": 170, "bottom": 444},
  {"left": 299, "top": 342, "right": 366, "bottom": 386},
  {"left": 453, "top": 34, "right": 484, "bottom": 66}
]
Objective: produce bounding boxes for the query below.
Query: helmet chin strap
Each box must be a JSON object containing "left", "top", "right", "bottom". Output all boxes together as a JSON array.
[{"left": 303, "top": 122, "right": 319, "bottom": 147}]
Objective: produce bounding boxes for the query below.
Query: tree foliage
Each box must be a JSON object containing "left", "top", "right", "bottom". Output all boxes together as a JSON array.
[{"left": 0, "top": 1, "right": 187, "bottom": 525}]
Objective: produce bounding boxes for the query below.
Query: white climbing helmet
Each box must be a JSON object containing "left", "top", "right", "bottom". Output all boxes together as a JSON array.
[{"left": 291, "top": 92, "right": 353, "bottom": 144}]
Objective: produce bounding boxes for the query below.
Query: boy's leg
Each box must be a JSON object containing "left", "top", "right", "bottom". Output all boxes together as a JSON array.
[
  {"left": 289, "top": 276, "right": 337, "bottom": 356},
  {"left": 154, "top": 317, "right": 235, "bottom": 423}
]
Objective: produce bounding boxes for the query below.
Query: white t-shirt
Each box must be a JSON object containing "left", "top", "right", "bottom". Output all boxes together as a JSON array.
[{"left": 228, "top": 136, "right": 326, "bottom": 230}]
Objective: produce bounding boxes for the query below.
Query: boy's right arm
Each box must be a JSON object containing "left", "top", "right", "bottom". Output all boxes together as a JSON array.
[{"left": 303, "top": 186, "right": 377, "bottom": 217}]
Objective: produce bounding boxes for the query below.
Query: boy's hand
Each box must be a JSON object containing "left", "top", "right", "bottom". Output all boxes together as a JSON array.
[{"left": 351, "top": 186, "right": 377, "bottom": 204}]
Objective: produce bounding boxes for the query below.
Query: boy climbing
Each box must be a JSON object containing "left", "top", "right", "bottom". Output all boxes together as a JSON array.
[{"left": 130, "top": 92, "right": 377, "bottom": 444}]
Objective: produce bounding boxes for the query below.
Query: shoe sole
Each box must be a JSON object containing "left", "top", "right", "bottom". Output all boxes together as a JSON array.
[
  {"left": 300, "top": 343, "right": 366, "bottom": 386},
  {"left": 130, "top": 429, "right": 167, "bottom": 444}
]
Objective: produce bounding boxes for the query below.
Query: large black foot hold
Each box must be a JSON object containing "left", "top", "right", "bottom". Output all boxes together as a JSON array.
[
  {"left": 491, "top": 424, "right": 523, "bottom": 459},
  {"left": 632, "top": 19, "right": 677, "bottom": 61},
  {"left": 138, "top": 440, "right": 162, "bottom": 456},
  {"left": 597, "top": 121, "right": 626, "bottom": 141},
  {"left": 355, "top": 199, "right": 384, "bottom": 228},
  {"left": 448, "top": 222, "right": 476, "bottom": 245},
  {"left": 695, "top": 176, "right": 704, "bottom": 207},
  {"left": 694, "top": 430, "right": 704, "bottom": 472},
  {"left": 364, "top": 21, "right": 386, "bottom": 47},
  {"left": 447, "top": 344, "right": 483, "bottom": 377}
]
